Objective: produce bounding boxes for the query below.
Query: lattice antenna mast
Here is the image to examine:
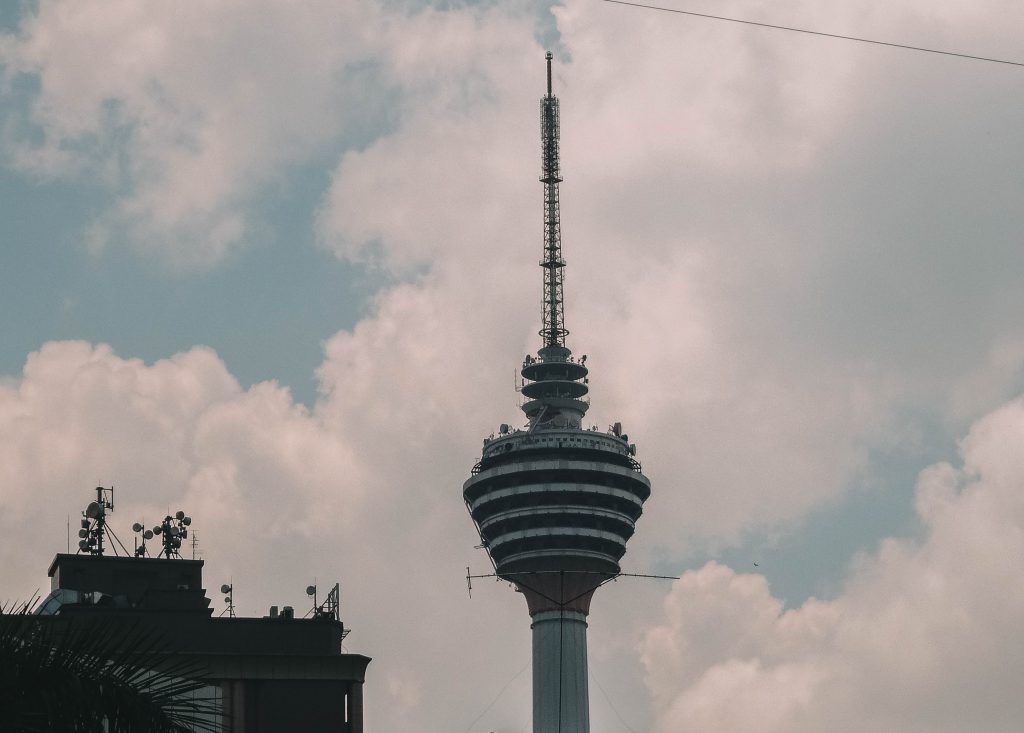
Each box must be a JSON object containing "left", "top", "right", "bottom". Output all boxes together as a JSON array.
[{"left": 540, "top": 52, "right": 567, "bottom": 349}]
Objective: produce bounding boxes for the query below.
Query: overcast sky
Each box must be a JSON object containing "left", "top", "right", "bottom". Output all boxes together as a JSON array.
[{"left": 3, "top": 1, "right": 1024, "bottom": 730}]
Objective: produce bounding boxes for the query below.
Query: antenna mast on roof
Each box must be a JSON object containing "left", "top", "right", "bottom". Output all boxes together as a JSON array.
[
  {"left": 151, "top": 510, "right": 192, "bottom": 559},
  {"left": 77, "top": 486, "right": 127, "bottom": 556}
]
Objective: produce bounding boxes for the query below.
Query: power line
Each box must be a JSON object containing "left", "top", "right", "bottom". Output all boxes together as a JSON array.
[
  {"left": 461, "top": 659, "right": 530, "bottom": 733},
  {"left": 600, "top": 0, "right": 1024, "bottom": 68},
  {"left": 590, "top": 667, "right": 639, "bottom": 733}
]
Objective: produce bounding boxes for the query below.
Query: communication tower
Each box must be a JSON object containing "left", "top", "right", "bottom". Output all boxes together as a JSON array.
[{"left": 463, "top": 53, "right": 652, "bottom": 733}]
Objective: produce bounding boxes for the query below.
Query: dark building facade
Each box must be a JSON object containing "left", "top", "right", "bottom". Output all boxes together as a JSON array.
[{"left": 34, "top": 553, "right": 369, "bottom": 732}]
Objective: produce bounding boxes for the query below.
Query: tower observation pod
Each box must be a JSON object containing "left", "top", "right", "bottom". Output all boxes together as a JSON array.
[{"left": 463, "top": 53, "right": 651, "bottom": 733}]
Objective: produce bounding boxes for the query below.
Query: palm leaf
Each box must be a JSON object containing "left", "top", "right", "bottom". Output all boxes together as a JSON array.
[{"left": 1, "top": 602, "right": 223, "bottom": 732}]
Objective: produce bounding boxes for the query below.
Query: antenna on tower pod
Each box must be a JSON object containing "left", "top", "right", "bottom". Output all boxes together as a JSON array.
[{"left": 539, "top": 50, "right": 568, "bottom": 350}]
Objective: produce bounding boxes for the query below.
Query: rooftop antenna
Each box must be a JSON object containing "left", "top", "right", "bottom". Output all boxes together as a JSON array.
[
  {"left": 131, "top": 522, "right": 154, "bottom": 557},
  {"left": 151, "top": 510, "right": 192, "bottom": 559},
  {"left": 77, "top": 486, "right": 128, "bottom": 556},
  {"left": 306, "top": 583, "right": 318, "bottom": 617},
  {"left": 310, "top": 582, "right": 337, "bottom": 619},
  {"left": 220, "top": 583, "right": 235, "bottom": 618}
]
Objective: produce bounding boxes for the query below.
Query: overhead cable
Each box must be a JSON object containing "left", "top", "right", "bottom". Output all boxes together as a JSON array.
[{"left": 600, "top": 0, "right": 1024, "bottom": 68}]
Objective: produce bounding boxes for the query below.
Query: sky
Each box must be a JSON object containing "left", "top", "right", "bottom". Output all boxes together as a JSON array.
[{"left": 2, "top": 1, "right": 1024, "bottom": 730}]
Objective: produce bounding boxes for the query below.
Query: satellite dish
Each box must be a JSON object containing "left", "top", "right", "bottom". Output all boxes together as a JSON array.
[
  {"left": 175, "top": 510, "right": 185, "bottom": 521},
  {"left": 143, "top": 530, "right": 153, "bottom": 540},
  {"left": 131, "top": 522, "right": 143, "bottom": 533},
  {"left": 80, "top": 519, "right": 90, "bottom": 528},
  {"left": 182, "top": 516, "right": 192, "bottom": 526},
  {"left": 169, "top": 527, "right": 179, "bottom": 537},
  {"left": 306, "top": 585, "right": 316, "bottom": 596},
  {"left": 152, "top": 526, "right": 162, "bottom": 535},
  {"left": 499, "top": 424, "right": 510, "bottom": 434},
  {"left": 220, "top": 584, "right": 231, "bottom": 594},
  {"left": 85, "top": 502, "right": 101, "bottom": 519},
  {"left": 78, "top": 539, "right": 88, "bottom": 550},
  {"left": 77, "top": 529, "right": 88, "bottom": 538}
]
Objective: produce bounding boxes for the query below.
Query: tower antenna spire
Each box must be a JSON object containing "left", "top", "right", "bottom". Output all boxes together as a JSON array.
[
  {"left": 546, "top": 51, "right": 553, "bottom": 96},
  {"left": 540, "top": 51, "right": 567, "bottom": 350}
]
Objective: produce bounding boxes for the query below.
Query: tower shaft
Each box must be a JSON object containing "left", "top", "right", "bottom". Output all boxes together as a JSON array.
[{"left": 533, "top": 610, "right": 589, "bottom": 733}]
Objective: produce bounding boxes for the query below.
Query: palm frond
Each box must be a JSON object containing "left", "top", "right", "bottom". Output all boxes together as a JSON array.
[{"left": 1, "top": 603, "right": 223, "bottom": 733}]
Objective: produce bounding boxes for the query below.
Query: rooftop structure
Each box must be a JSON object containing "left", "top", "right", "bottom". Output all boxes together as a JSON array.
[
  {"left": 12, "top": 489, "right": 370, "bottom": 733},
  {"left": 463, "top": 53, "right": 652, "bottom": 733}
]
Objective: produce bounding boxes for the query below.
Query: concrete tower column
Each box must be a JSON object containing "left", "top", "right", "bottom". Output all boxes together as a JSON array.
[{"left": 532, "top": 610, "right": 589, "bottom": 733}]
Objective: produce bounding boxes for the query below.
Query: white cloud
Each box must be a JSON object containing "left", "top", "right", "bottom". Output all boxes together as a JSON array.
[
  {"left": 642, "top": 396, "right": 1024, "bottom": 732},
  {"left": 0, "top": 342, "right": 234, "bottom": 515},
  {"left": 315, "top": 3, "right": 542, "bottom": 274},
  {"left": 1, "top": 0, "right": 386, "bottom": 266},
  {"left": 0, "top": 341, "right": 362, "bottom": 549}
]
